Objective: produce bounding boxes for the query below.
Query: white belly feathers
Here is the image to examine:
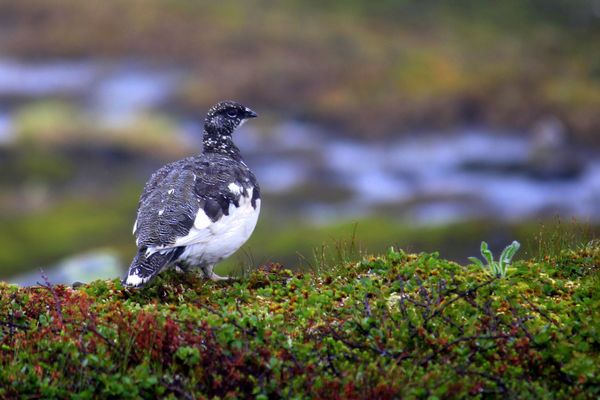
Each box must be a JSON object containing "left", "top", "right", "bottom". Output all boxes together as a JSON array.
[{"left": 146, "top": 187, "right": 260, "bottom": 266}]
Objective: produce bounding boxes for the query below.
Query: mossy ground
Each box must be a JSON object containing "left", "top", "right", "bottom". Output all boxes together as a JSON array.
[{"left": 1, "top": 242, "right": 599, "bottom": 399}]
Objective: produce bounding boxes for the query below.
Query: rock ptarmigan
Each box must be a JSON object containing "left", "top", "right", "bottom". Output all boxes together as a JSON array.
[{"left": 123, "top": 101, "right": 260, "bottom": 287}]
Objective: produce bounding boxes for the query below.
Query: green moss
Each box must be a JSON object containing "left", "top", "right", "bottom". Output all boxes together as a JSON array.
[
  {"left": 14, "top": 101, "right": 86, "bottom": 146},
  {"left": 0, "top": 243, "right": 598, "bottom": 398},
  {"left": 0, "top": 186, "right": 139, "bottom": 278}
]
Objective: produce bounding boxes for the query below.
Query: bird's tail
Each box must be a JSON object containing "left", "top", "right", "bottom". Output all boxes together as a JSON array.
[{"left": 122, "top": 248, "right": 181, "bottom": 288}]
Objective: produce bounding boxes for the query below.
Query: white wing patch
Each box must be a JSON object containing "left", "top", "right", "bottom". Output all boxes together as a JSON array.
[
  {"left": 228, "top": 182, "right": 243, "bottom": 195},
  {"left": 132, "top": 218, "right": 138, "bottom": 234},
  {"left": 194, "top": 207, "right": 213, "bottom": 230},
  {"left": 169, "top": 206, "right": 214, "bottom": 248},
  {"left": 124, "top": 271, "right": 149, "bottom": 287},
  {"left": 145, "top": 188, "right": 260, "bottom": 262},
  {"left": 179, "top": 191, "right": 260, "bottom": 265}
]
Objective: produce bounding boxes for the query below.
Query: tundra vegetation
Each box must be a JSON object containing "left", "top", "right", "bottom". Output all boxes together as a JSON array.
[{"left": 0, "top": 241, "right": 598, "bottom": 399}]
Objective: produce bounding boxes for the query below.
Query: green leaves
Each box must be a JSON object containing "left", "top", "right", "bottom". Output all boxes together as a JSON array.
[
  {"left": 470, "top": 240, "right": 521, "bottom": 277},
  {"left": 0, "top": 244, "right": 598, "bottom": 398},
  {"left": 468, "top": 256, "right": 484, "bottom": 269},
  {"left": 500, "top": 240, "right": 521, "bottom": 267},
  {"left": 175, "top": 346, "right": 200, "bottom": 367},
  {"left": 481, "top": 241, "right": 494, "bottom": 266}
]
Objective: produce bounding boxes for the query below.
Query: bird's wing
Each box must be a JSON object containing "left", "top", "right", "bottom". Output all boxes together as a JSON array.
[
  {"left": 132, "top": 161, "right": 174, "bottom": 236},
  {"left": 133, "top": 156, "right": 256, "bottom": 252}
]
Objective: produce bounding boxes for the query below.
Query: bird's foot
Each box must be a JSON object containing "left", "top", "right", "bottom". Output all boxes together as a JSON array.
[
  {"left": 200, "top": 265, "right": 237, "bottom": 281},
  {"left": 208, "top": 272, "right": 237, "bottom": 281},
  {"left": 174, "top": 265, "right": 186, "bottom": 274}
]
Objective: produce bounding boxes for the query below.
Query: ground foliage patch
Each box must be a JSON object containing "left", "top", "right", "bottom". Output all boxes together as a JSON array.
[{"left": 0, "top": 244, "right": 599, "bottom": 399}]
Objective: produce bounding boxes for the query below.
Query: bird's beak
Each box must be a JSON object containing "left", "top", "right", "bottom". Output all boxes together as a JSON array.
[{"left": 244, "top": 107, "right": 258, "bottom": 119}]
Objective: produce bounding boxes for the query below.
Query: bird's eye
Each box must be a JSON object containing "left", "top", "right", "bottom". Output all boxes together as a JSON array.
[{"left": 226, "top": 110, "right": 238, "bottom": 118}]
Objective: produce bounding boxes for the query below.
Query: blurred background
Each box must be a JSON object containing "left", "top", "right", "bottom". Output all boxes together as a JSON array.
[{"left": 1, "top": 0, "right": 599, "bottom": 284}]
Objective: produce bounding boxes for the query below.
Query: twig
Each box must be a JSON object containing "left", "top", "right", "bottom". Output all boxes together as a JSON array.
[
  {"left": 363, "top": 295, "right": 372, "bottom": 317},
  {"left": 325, "top": 346, "right": 341, "bottom": 377},
  {"left": 159, "top": 377, "right": 194, "bottom": 400},
  {"left": 419, "top": 334, "right": 507, "bottom": 366},
  {"left": 82, "top": 322, "right": 117, "bottom": 349},
  {"left": 37, "top": 270, "right": 65, "bottom": 327},
  {"left": 424, "top": 278, "right": 496, "bottom": 324},
  {"left": 199, "top": 303, "right": 256, "bottom": 337},
  {"left": 519, "top": 294, "right": 560, "bottom": 328},
  {"left": 0, "top": 319, "right": 29, "bottom": 330},
  {"left": 462, "top": 370, "right": 509, "bottom": 396},
  {"left": 328, "top": 327, "right": 409, "bottom": 361}
]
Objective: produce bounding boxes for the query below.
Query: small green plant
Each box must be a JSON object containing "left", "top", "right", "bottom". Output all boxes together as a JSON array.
[{"left": 469, "top": 240, "right": 521, "bottom": 277}]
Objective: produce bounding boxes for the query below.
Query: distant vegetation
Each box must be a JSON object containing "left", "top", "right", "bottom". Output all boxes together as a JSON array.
[
  {"left": 1, "top": 0, "right": 599, "bottom": 278},
  {"left": 0, "top": 242, "right": 598, "bottom": 398},
  {"left": 1, "top": 162, "right": 598, "bottom": 281},
  {"left": 0, "top": 0, "right": 599, "bottom": 142}
]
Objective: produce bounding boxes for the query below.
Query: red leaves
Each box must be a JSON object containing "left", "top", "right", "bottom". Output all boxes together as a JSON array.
[
  {"left": 162, "top": 318, "right": 181, "bottom": 363},
  {"left": 469, "top": 381, "right": 485, "bottom": 395},
  {"left": 314, "top": 379, "right": 398, "bottom": 400},
  {"left": 515, "top": 337, "right": 530, "bottom": 350},
  {"left": 132, "top": 312, "right": 177, "bottom": 362},
  {"left": 131, "top": 313, "right": 182, "bottom": 365}
]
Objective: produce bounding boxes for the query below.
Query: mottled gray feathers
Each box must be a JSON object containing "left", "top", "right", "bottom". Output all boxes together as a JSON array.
[
  {"left": 135, "top": 153, "right": 259, "bottom": 250},
  {"left": 129, "top": 248, "right": 184, "bottom": 282}
]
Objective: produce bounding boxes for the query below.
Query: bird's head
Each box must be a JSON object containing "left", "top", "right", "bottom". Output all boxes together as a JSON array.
[{"left": 204, "top": 100, "right": 258, "bottom": 136}]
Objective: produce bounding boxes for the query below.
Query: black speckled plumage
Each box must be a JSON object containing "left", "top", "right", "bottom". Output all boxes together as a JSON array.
[
  {"left": 123, "top": 101, "right": 260, "bottom": 287},
  {"left": 135, "top": 155, "right": 259, "bottom": 248}
]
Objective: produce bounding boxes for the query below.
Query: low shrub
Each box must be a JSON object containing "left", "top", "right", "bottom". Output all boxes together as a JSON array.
[{"left": 0, "top": 246, "right": 598, "bottom": 399}]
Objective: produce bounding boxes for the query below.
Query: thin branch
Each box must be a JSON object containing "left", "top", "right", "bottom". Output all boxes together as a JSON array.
[
  {"left": 0, "top": 319, "right": 29, "bottom": 330},
  {"left": 419, "top": 334, "right": 507, "bottom": 366},
  {"left": 159, "top": 377, "right": 194, "bottom": 400},
  {"left": 37, "top": 270, "right": 64, "bottom": 327},
  {"left": 424, "top": 278, "right": 496, "bottom": 324},
  {"left": 199, "top": 303, "right": 256, "bottom": 337},
  {"left": 363, "top": 295, "right": 372, "bottom": 317},
  {"left": 462, "top": 369, "right": 509, "bottom": 396},
  {"left": 519, "top": 294, "right": 560, "bottom": 328}
]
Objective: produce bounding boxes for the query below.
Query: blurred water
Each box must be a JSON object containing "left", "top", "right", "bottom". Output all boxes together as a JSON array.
[
  {"left": 1, "top": 57, "right": 598, "bottom": 226},
  {"left": 9, "top": 250, "right": 122, "bottom": 286},
  {"left": 92, "top": 66, "right": 179, "bottom": 126},
  {"left": 245, "top": 124, "right": 599, "bottom": 224},
  {"left": 0, "top": 58, "right": 96, "bottom": 96},
  {"left": 252, "top": 158, "right": 309, "bottom": 193}
]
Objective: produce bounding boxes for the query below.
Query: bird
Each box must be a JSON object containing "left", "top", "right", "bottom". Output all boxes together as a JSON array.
[{"left": 123, "top": 100, "right": 261, "bottom": 287}]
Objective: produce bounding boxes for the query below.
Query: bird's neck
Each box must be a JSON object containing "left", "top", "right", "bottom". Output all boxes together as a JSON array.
[{"left": 202, "top": 129, "right": 242, "bottom": 160}]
